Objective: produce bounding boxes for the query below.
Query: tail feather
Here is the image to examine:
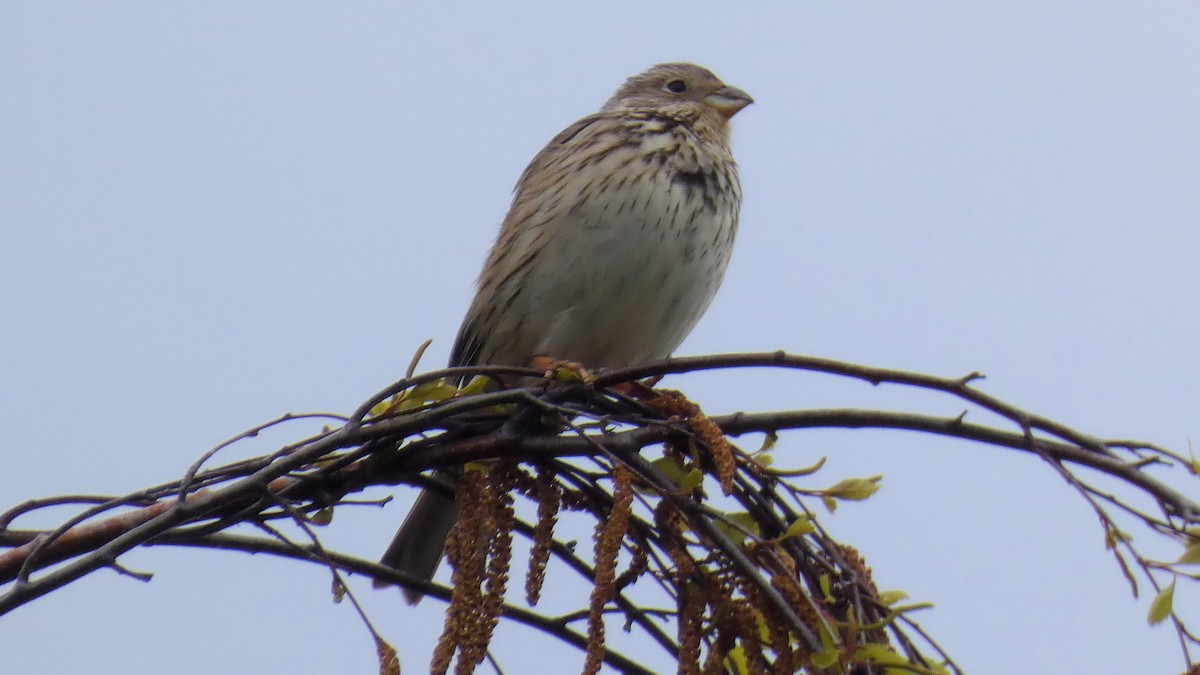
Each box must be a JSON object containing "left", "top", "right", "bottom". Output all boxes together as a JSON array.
[{"left": 375, "top": 483, "right": 459, "bottom": 605}]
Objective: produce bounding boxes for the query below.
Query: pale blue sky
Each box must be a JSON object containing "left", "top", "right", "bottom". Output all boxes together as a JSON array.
[{"left": 2, "top": 3, "right": 1199, "bottom": 673}]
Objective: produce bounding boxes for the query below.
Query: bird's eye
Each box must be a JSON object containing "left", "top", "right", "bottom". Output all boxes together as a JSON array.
[{"left": 665, "top": 79, "right": 687, "bottom": 94}]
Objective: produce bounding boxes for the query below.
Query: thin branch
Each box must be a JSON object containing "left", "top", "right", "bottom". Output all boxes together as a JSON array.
[{"left": 2, "top": 351, "right": 1196, "bottom": 672}]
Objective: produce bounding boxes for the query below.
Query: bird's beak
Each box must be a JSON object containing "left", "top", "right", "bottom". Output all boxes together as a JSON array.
[{"left": 703, "top": 85, "right": 754, "bottom": 118}]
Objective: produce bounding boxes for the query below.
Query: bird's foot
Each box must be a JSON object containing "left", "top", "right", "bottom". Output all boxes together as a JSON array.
[{"left": 530, "top": 355, "right": 596, "bottom": 386}]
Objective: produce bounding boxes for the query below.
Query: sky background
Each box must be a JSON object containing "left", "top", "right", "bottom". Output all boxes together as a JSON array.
[{"left": 3, "top": 3, "right": 1199, "bottom": 673}]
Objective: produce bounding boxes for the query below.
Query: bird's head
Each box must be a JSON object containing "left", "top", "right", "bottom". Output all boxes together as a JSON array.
[{"left": 602, "top": 63, "right": 753, "bottom": 121}]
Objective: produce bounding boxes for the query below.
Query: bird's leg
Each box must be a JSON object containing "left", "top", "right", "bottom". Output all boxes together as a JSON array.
[{"left": 530, "top": 355, "right": 596, "bottom": 386}]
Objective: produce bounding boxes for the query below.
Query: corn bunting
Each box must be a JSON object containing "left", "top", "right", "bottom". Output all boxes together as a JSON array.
[{"left": 378, "top": 62, "right": 752, "bottom": 604}]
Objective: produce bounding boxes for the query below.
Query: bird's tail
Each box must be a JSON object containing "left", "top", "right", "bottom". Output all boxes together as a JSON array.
[{"left": 375, "top": 483, "right": 459, "bottom": 605}]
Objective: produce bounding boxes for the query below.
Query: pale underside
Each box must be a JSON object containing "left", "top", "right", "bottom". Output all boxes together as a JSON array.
[{"left": 453, "top": 111, "right": 741, "bottom": 370}]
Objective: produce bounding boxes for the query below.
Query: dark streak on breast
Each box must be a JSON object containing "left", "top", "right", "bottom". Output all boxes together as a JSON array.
[{"left": 673, "top": 170, "right": 708, "bottom": 190}]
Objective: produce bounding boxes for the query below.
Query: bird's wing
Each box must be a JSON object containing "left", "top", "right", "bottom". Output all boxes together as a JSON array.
[{"left": 447, "top": 114, "right": 608, "bottom": 370}]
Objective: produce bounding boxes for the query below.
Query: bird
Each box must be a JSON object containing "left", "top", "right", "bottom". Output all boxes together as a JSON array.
[{"left": 377, "top": 62, "right": 752, "bottom": 604}]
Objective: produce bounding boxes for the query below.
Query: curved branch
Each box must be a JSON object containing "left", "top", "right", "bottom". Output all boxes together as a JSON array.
[
  {"left": 2, "top": 352, "right": 1196, "bottom": 671},
  {"left": 151, "top": 532, "right": 657, "bottom": 675}
]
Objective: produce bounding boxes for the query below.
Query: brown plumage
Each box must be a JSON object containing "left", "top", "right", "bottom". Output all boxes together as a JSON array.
[{"left": 378, "top": 63, "right": 752, "bottom": 604}]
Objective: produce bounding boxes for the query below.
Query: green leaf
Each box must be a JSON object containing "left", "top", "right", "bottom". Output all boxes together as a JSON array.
[
  {"left": 756, "top": 615, "right": 771, "bottom": 643},
  {"left": 712, "top": 511, "right": 760, "bottom": 546},
  {"left": 783, "top": 515, "right": 815, "bottom": 539},
  {"left": 825, "top": 476, "right": 883, "bottom": 501},
  {"left": 854, "top": 644, "right": 906, "bottom": 664},
  {"left": 459, "top": 375, "right": 490, "bottom": 396},
  {"left": 726, "top": 511, "right": 761, "bottom": 535},
  {"left": 551, "top": 363, "right": 586, "bottom": 382},
  {"left": 757, "top": 431, "right": 778, "bottom": 453},
  {"left": 464, "top": 462, "right": 491, "bottom": 475},
  {"left": 679, "top": 468, "right": 704, "bottom": 493},
  {"left": 822, "top": 495, "right": 838, "bottom": 513},
  {"left": 817, "top": 619, "right": 837, "bottom": 650},
  {"left": 709, "top": 520, "right": 742, "bottom": 546},
  {"left": 810, "top": 648, "right": 840, "bottom": 669},
  {"left": 876, "top": 590, "right": 909, "bottom": 606},
  {"left": 819, "top": 574, "right": 834, "bottom": 602},
  {"left": 368, "top": 379, "right": 460, "bottom": 417},
  {"left": 309, "top": 507, "right": 334, "bottom": 526},
  {"left": 407, "top": 380, "right": 458, "bottom": 403},
  {"left": 1147, "top": 582, "right": 1175, "bottom": 625},
  {"left": 1177, "top": 543, "right": 1200, "bottom": 565},
  {"left": 724, "top": 645, "right": 748, "bottom": 675},
  {"left": 650, "top": 455, "right": 690, "bottom": 488}
]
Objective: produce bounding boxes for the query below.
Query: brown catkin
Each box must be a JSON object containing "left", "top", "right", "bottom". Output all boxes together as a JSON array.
[
  {"left": 648, "top": 389, "right": 735, "bottom": 494},
  {"left": 476, "top": 464, "right": 516, "bottom": 666},
  {"left": 734, "top": 599, "right": 767, "bottom": 674},
  {"left": 613, "top": 541, "right": 649, "bottom": 592},
  {"left": 583, "top": 464, "right": 634, "bottom": 675},
  {"left": 526, "top": 467, "right": 561, "bottom": 605},
  {"left": 677, "top": 580, "right": 704, "bottom": 675},
  {"left": 431, "top": 471, "right": 489, "bottom": 675}
]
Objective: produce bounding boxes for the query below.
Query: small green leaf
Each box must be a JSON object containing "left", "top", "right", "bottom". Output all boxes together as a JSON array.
[
  {"left": 408, "top": 380, "right": 458, "bottom": 402},
  {"left": 369, "top": 397, "right": 402, "bottom": 417},
  {"left": 464, "top": 462, "right": 491, "bottom": 475},
  {"left": 551, "top": 364, "right": 586, "bottom": 382},
  {"left": 459, "top": 375, "right": 490, "bottom": 396},
  {"left": 876, "top": 589, "right": 909, "bottom": 606},
  {"left": 309, "top": 507, "right": 334, "bottom": 526},
  {"left": 650, "top": 455, "right": 690, "bottom": 487},
  {"left": 784, "top": 516, "right": 815, "bottom": 539},
  {"left": 825, "top": 476, "right": 883, "bottom": 501},
  {"left": 712, "top": 512, "right": 759, "bottom": 546},
  {"left": 819, "top": 574, "right": 834, "bottom": 602},
  {"left": 810, "top": 648, "right": 840, "bottom": 669},
  {"left": 679, "top": 468, "right": 705, "bottom": 493},
  {"left": 725, "top": 511, "right": 761, "bottom": 536},
  {"left": 758, "top": 431, "right": 778, "bottom": 453},
  {"left": 817, "top": 619, "right": 838, "bottom": 650},
  {"left": 822, "top": 495, "right": 838, "bottom": 513},
  {"left": 724, "top": 645, "right": 748, "bottom": 675},
  {"left": 711, "top": 522, "right": 744, "bottom": 547},
  {"left": 1148, "top": 582, "right": 1175, "bottom": 625},
  {"left": 1177, "top": 543, "right": 1200, "bottom": 565},
  {"left": 854, "top": 644, "right": 906, "bottom": 664}
]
